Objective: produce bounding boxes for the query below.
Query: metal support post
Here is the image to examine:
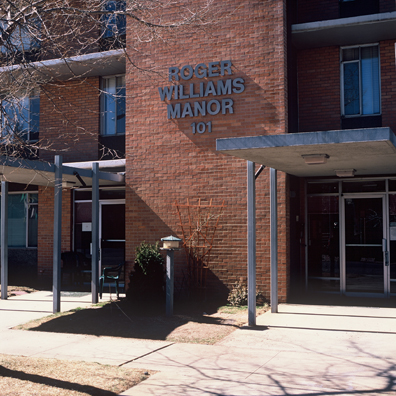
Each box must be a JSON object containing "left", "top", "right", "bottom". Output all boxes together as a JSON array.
[
  {"left": 1, "top": 181, "right": 8, "bottom": 300},
  {"left": 270, "top": 168, "right": 278, "bottom": 313},
  {"left": 247, "top": 161, "right": 256, "bottom": 326},
  {"left": 166, "top": 249, "right": 174, "bottom": 316},
  {"left": 91, "top": 162, "right": 99, "bottom": 303},
  {"left": 53, "top": 156, "right": 62, "bottom": 313}
]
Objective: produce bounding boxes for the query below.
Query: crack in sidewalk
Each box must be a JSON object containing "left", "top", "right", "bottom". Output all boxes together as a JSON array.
[{"left": 118, "top": 342, "right": 175, "bottom": 367}]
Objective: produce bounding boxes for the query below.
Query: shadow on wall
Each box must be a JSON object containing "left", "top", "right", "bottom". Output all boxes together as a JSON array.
[
  {"left": 160, "top": 71, "right": 281, "bottom": 152},
  {"left": 173, "top": 265, "right": 230, "bottom": 303},
  {"left": 126, "top": 188, "right": 233, "bottom": 299}
]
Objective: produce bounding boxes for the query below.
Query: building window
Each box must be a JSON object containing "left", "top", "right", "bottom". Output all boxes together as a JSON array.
[
  {"left": 102, "top": 1, "right": 126, "bottom": 39},
  {"left": 101, "top": 76, "right": 125, "bottom": 135},
  {"left": 0, "top": 193, "right": 38, "bottom": 248},
  {"left": 1, "top": 91, "right": 40, "bottom": 142},
  {"left": 0, "top": 18, "right": 41, "bottom": 56},
  {"left": 341, "top": 45, "right": 380, "bottom": 117},
  {"left": 339, "top": 0, "right": 379, "bottom": 19}
]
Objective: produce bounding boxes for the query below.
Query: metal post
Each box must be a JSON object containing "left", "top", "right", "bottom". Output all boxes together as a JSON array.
[
  {"left": 53, "top": 156, "right": 62, "bottom": 313},
  {"left": 166, "top": 249, "right": 174, "bottom": 316},
  {"left": 91, "top": 162, "right": 99, "bottom": 303},
  {"left": 1, "top": 181, "right": 8, "bottom": 300},
  {"left": 247, "top": 161, "right": 256, "bottom": 326},
  {"left": 270, "top": 168, "right": 278, "bottom": 313}
]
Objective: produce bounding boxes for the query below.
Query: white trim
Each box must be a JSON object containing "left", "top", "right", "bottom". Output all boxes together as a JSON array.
[
  {"left": 64, "top": 159, "right": 125, "bottom": 169},
  {"left": 292, "top": 12, "right": 396, "bottom": 33},
  {"left": 0, "top": 49, "right": 126, "bottom": 79}
]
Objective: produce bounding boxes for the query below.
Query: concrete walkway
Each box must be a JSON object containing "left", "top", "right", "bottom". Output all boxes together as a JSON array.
[{"left": 0, "top": 292, "right": 396, "bottom": 395}]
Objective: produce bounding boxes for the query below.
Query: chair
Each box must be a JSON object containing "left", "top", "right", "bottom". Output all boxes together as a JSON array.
[
  {"left": 99, "top": 263, "right": 124, "bottom": 299},
  {"left": 61, "top": 251, "right": 90, "bottom": 287},
  {"left": 61, "top": 251, "right": 80, "bottom": 286}
]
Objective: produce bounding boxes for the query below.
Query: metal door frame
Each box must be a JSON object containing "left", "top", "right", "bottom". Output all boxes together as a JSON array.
[
  {"left": 98, "top": 199, "right": 125, "bottom": 271},
  {"left": 340, "top": 193, "right": 389, "bottom": 297}
]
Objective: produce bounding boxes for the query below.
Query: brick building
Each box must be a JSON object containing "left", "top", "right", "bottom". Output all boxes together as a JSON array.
[{"left": 2, "top": 0, "right": 396, "bottom": 307}]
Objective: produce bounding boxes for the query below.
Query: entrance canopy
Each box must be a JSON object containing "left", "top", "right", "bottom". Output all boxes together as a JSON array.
[
  {"left": 216, "top": 127, "right": 396, "bottom": 177},
  {"left": 0, "top": 155, "right": 125, "bottom": 311},
  {"left": 0, "top": 156, "right": 124, "bottom": 187},
  {"left": 216, "top": 127, "right": 396, "bottom": 323}
]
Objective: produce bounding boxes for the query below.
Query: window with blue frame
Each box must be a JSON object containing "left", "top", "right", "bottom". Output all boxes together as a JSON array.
[
  {"left": 1, "top": 91, "right": 40, "bottom": 142},
  {"left": 101, "top": 75, "right": 125, "bottom": 135},
  {"left": 341, "top": 45, "right": 380, "bottom": 117},
  {"left": 102, "top": 1, "right": 126, "bottom": 39},
  {"left": 0, "top": 18, "right": 41, "bottom": 55},
  {"left": 0, "top": 193, "right": 38, "bottom": 248}
]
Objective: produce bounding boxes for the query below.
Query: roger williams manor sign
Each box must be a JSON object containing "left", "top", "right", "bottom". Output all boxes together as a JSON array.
[{"left": 158, "top": 60, "right": 245, "bottom": 134}]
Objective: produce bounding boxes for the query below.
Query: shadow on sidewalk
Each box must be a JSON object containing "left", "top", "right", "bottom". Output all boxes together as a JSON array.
[{"left": 17, "top": 298, "right": 252, "bottom": 343}]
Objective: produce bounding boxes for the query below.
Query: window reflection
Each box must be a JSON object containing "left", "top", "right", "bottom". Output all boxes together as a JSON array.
[{"left": 307, "top": 196, "right": 340, "bottom": 290}]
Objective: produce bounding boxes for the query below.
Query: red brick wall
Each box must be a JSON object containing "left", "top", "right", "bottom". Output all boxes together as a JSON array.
[
  {"left": 39, "top": 77, "right": 100, "bottom": 163},
  {"left": 125, "top": 0, "right": 290, "bottom": 301},
  {"left": 297, "top": 46, "right": 341, "bottom": 132},
  {"left": 380, "top": 0, "right": 396, "bottom": 13},
  {"left": 37, "top": 186, "right": 73, "bottom": 278},
  {"left": 381, "top": 40, "right": 396, "bottom": 132},
  {"left": 37, "top": 77, "right": 100, "bottom": 279},
  {"left": 298, "top": 41, "right": 396, "bottom": 133}
]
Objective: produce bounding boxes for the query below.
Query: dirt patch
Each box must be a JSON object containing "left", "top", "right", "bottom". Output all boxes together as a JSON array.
[
  {"left": 16, "top": 298, "right": 268, "bottom": 345},
  {"left": 0, "top": 354, "right": 153, "bottom": 396},
  {"left": 0, "top": 285, "right": 37, "bottom": 298},
  {"left": 4, "top": 289, "right": 267, "bottom": 394}
]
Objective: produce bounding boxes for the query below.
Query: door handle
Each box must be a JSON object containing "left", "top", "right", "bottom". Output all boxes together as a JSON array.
[
  {"left": 383, "top": 239, "right": 389, "bottom": 266},
  {"left": 385, "top": 252, "right": 389, "bottom": 266}
]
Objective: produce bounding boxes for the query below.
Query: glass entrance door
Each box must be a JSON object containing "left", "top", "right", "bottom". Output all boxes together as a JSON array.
[
  {"left": 99, "top": 202, "right": 125, "bottom": 268},
  {"left": 343, "top": 196, "right": 386, "bottom": 294}
]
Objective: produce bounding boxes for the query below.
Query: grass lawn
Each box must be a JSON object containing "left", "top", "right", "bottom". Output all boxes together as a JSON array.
[
  {"left": 0, "top": 354, "right": 153, "bottom": 396},
  {"left": 2, "top": 287, "right": 268, "bottom": 395}
]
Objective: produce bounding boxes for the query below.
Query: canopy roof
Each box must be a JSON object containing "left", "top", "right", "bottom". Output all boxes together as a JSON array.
[
  {"left": 0, "top": 156, "right": 124, "bottom": 187},
  {"left": 292, "top": 11, "right": 396, "bottom": 49},
  {"left": 216, "top": 128, "right": 396, "bottom": 177},
  {"left": 0, "top": 49, "right": 126, "bottom": 83}
]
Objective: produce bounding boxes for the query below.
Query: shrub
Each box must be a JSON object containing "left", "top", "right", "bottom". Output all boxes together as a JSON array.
[
  {"left": 135, "top": 241, "right": 164, "bottom": 276},
  {"left": 227, "top": 279, "right": 262, "bottom": 306},
  {"left": 128, "top": 241, "right": 165, "bottom": 302},
  {"left": 227, "top": 279, "right": 248, "bottom": 306}
]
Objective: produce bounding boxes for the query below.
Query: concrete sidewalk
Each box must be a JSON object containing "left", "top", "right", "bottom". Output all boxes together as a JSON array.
[
  {"left": 125, "top": 304, "right": 396, "bottom": 395},
  {"left": 0, "top": 292, "right": 396, "bottom": 395}
]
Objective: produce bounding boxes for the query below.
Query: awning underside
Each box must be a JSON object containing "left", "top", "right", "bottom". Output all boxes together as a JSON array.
[
  {"left": 0, "top": 156, "right": 124, "bottom": 187},
  {"left": 216, "top": 128, "right": 396, "bottom": 177}
]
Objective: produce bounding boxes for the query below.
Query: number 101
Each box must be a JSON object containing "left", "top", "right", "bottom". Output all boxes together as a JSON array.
[{"left": 191, "top": 121, "right": 212, "bottom": 134}]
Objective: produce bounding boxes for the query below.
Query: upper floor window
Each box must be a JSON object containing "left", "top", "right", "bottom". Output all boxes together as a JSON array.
[
  {"left": 341, "top": 45, "right": 380, "bottom": 117},
  {"left": 0, "top": 19, "right": 41, "bottom": 57},
  {"left": 101, "top": 75, "right": 125, "bottom": 135},
  {"left": 1, "top": 91, "right": 40, "bottom": 142},
  {"left": 339, "top": 0, "right": 379, "bottom": 19},
  {"left": 102, "top": 1, "right": 126, "bottom": 39}
]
